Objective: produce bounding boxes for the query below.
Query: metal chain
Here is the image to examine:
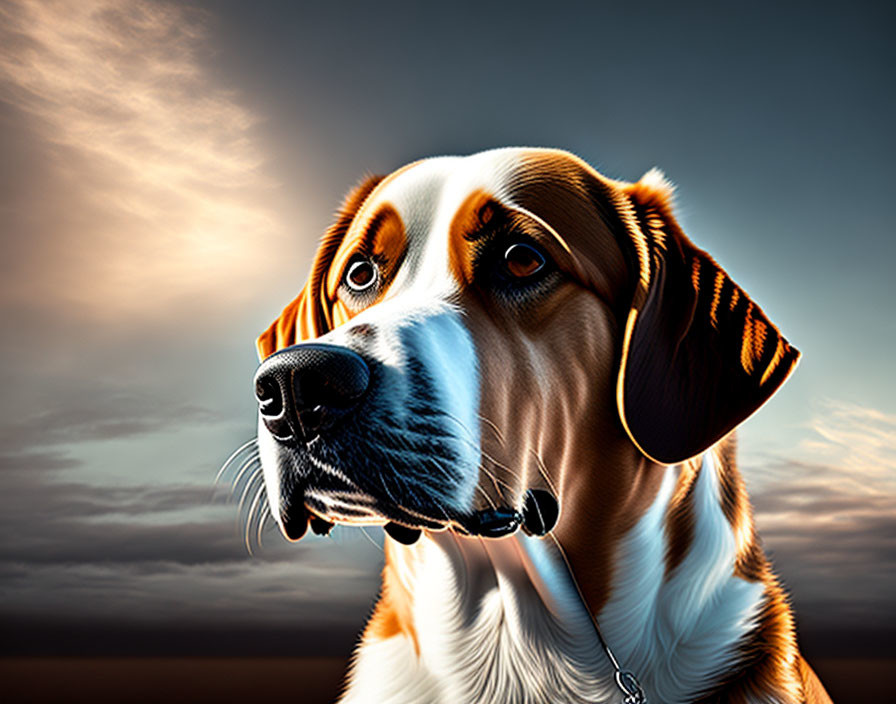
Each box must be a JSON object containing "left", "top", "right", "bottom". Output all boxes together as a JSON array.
[{"left": 547, "top": 534, "right": 648, "bottom": 704}]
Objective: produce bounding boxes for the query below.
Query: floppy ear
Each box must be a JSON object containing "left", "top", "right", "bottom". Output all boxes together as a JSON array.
[
  {"left": 256, "top": 174, "right": 384, "bottom": 361},
  {"left": 615, "top": 170, "right": 800, "bottom": 464}
]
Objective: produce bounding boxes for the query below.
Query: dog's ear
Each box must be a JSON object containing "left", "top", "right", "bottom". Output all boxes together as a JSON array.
[
  {"left": 256, "top": 174, "right": 385, "bottom": 361},
  {"left": 615, "top": 170, "right": 800, "bottom": 464}
]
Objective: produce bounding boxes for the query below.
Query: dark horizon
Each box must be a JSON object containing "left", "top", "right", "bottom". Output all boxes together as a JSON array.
[{"left": 5, "top": 619, "right": 896, "bottom": 661}]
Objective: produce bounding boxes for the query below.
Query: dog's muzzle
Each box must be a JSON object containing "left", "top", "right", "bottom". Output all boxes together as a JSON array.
[
  {"left": 254, "top": 343, "right": 370, "bottom": 443},
  {"left": 253, "top": 342, "right": 559, "bottom": 544}
]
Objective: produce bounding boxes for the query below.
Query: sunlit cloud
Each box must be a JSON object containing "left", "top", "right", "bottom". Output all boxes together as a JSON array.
[
  {"left": 747, "top": 399, "right": 896, "bottom": 632},
  {"left": 0, "top": 0, "right": 283, "bottom": 321},
  {"left": 801, "top": 399, "right": 896, "bottom": 483}
]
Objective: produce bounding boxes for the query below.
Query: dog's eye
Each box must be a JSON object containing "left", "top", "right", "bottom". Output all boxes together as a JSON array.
[
  {"left": 345, "top": 257, "right": 378, "bottom": 292},
  {"left": 503, "top": 243, "right": 546, "bottom": 279}
]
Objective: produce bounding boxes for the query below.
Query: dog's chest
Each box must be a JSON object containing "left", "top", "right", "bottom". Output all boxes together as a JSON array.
[
  {"left": 342, "top": 457, "right": 774, "bottom": 704},
  {"left": 344, "top": 533, "right": 621, "bottom": 704}
]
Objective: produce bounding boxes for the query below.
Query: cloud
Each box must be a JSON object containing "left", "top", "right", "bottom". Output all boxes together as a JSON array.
[
  {"left": 802, "top": 400, "right": 896, "bottom": 479},
  {"left": 0, "top": 3, "right": 360, "bottom": 656},
  {"left": 0, "top": 548, "right": 380, "bottom": 654},
  {"left": 0, "top": 460, "right": 383, "bottom": 654},
  {"left": 0, "top": 0, "right": 285, "bottom": 323},
  {"left": 0, "top": 388, "right": 220, "bottom": 454},
  {"left": 747, "top": 399, "right": 896, "bottom": 639}
]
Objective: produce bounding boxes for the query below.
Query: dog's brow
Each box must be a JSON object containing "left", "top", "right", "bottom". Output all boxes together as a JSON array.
[
  {"left": 457, "top": 199, "right": 567, "bottom": 254},
  {"left": 463, "top": 225, "right": 495, "bottom": 243},
  {"left": 459, "top": 205, "right": 502, "bottom": 243},
  {"left": 326, "top": 203, "right": 407, "bottom": 299}
]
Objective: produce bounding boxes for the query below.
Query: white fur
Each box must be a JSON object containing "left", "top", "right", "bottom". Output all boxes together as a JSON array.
[
  {"left": 638, "top": 166, "right": 676, "bottom": 200},
  {"left": 342, "top": 453, "right": 769, "bottom": 703},
  {"left": 342, "top": 532, "right": 615, "bottom": 704},
  {"left": 599, "top": 452, "right": 767, "bottom": 703},
  {"left": 342, "top": 636, "right": 442, "bottom": 704}
]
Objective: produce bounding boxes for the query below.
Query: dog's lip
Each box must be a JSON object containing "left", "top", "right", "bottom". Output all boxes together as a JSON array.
[
  {"left": 276, "top": 495, "right": 442, "bottom": 543},
  {"left": 302, "top": 489, "right": 447, "bottom": 530},
  {"left": 278, "top": 489, "right": 560, "bottom": 545},
  {"left": 279, "top": 505, "right": 335, "bottom": 542},
  {"left": 281, "top": 504, "right": 310, "bottom": 542}
]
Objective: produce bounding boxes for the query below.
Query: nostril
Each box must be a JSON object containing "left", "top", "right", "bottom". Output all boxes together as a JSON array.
[
  {"left": 255, "top": 376, "right": 283, "bottom": 417},
  {"left": 297, "top": 405, "right": 325, "bottom": 439},
  {"left": 254, "top": 343, "right": 370, "bottom": 444}
]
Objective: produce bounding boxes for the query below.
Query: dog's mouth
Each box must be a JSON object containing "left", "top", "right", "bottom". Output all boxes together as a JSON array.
[
  {"left": 265, "top": 431, "right": 468, "bottom": 542},
  {"left": 247, "top": 403, "right": 564, "bottom": 545},
  {"left": 275, "top": 457, "right": 560, "bottom": 546},
  {"left": 282, "top": 474, "right": 453, "bottom": 543}
]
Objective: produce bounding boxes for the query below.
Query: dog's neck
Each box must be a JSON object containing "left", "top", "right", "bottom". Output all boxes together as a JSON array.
[
  {"left": 345, "top": 449, "right": 803, "bottom": 704},
  {"left": 591, "top": 451, "right": 800, "bottom": 703}
]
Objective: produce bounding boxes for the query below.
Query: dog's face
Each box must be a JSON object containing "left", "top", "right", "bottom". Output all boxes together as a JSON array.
[{"left": 253, "top": 148, "right": 799, "bottom": 542}]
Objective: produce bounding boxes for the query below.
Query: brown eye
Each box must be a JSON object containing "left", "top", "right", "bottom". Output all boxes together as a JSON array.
[
  {"left": 503, "top": 243, "right": 545, "bottom": 279},
  {"left": 345, "top": 258, "right": 378, "bottom": 292}
]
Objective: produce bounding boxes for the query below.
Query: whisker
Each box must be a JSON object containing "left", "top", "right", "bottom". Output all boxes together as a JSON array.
[
  {"left": 478, "top": 463, "right": 504, "bottom": 497},
  {"left": 373, "top": 458, "right": 402, "bottom": 508},
  {"left": 307, "top": 453, "right": 361, "bottom": 489},
  {"left": 480, "top": 448, "right": 523, "bottom": 482},
  {"left": 245, "top": 483, "right": 266, "bottom": 556},
  {"left": 359, "top": 415, "right": 519, "bottom": 523},
  {"left": 215, "top": 438, "right": 258, "bottom": 485},
  {"left": 238, "top": 468, "right": 263, "bottom": 515},
  {"left": 477, "top": 462, "right": 518, "bottom": 502},
  {"left": 402, "top": 406, "right": 478, "bottom": 445},
  {"left": 473, "top": 482, "right": 498, "bottom": 510},
  {"left": 230, "top": 452, "right": 261, "bottom": 496},
  {"left": 528, "top": 447, "right": 559, "bottom": 496},
  {"left": 379, "top": 417, "right": 523, "bottom": 490},
  {"left": 478, "top": 414, "right": 506, "bottom": 447},
  {"left": 256, "top": 502, "right": 271, "bottom": 549},
  {"left": 359, "top": 526, "right": 383, "bottom": 553}
]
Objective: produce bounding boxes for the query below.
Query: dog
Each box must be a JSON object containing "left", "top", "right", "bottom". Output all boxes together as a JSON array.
[{"left": 249, "top": 148, "right": 833, "bottom": 703}]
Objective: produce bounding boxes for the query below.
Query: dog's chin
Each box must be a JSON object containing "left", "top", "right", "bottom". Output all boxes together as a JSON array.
[
  {"left": 274, "top": 487, "right": 457, "bottom": 543},
  {"left": 304, "top": 489, "right": 451, "bottom": 529}
]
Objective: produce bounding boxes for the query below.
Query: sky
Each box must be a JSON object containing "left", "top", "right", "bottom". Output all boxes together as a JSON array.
[{"left": 0, "top": 0, "right": 894, "bottom": 660}]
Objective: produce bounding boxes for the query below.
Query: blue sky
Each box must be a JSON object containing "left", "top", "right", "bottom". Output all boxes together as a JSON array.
[{"left": 0, "top": 0, "right": 893, "bottom": 658}]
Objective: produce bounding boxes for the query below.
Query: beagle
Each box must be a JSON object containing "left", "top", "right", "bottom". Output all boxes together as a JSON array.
[{"left": 249, "top": 148, "right": 833, "bottom": 703}]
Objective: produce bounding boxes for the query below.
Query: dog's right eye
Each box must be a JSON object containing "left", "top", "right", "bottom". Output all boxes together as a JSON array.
[
  {"left": 474, "top": 235, "right": 558, "bottom": 301},
  {"left": 344, "top": 257, "right": 378, "bottom": 293},
  {"left": 503, "top": 243, "right": 546, "bottom": 279}
]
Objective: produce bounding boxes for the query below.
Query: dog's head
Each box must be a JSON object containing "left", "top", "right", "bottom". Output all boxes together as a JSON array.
[{"left": 252, "top": 148, "right": 799, "bottom": 542}]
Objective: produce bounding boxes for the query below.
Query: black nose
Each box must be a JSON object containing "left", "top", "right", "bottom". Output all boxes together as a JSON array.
[{"left": 254, "top": 343, "right": 370, "bottom": 442}]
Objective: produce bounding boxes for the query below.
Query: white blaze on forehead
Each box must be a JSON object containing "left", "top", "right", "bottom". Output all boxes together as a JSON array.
[{"left": 366, "top": 149, "right": 527, "bottom": 299}]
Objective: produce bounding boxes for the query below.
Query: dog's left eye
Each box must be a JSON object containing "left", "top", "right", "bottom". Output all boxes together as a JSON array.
[
  {"left": 345, "top": 257, "right": 378, "bottom": 293},
  {"left": 503, "top": 243, "right": 546, "bottom": 279}
]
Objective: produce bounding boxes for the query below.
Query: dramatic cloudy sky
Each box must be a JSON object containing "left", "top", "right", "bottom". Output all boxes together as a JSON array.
[{"left": 1, "top": 0, "right": 893, "bottom": 659}]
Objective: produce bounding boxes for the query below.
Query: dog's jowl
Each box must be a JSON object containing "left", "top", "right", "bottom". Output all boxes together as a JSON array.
[{"left": 245, "top": 148, "right": 832, "bottom": 703}]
